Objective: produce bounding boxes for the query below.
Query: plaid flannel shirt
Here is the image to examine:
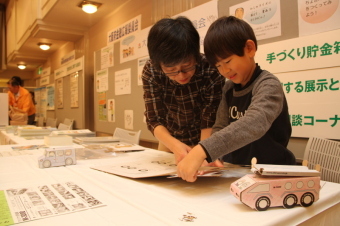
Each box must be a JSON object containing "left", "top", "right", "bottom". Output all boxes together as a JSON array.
[{"left": 142, "top": 55, "right": 225, "bottom": 146}]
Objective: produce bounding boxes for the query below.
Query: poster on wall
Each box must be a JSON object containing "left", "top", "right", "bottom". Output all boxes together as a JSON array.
[
  {"left": 98, "top": 92, "right": 107, "bottom": 121},
  {"left": 298, "top": 0, "right": 340, "bottom": 37},
  {"left": 276, "top": 67, "right": 340, "bottom": 139},
  {"left": 101, "top": 44, "right": 114, "bottom": 69},
  {"left": 107, "top": 99, "right": 115, "bottom": 122},
  {"left": 137, "top": 56, "right": 149, "bottom": 86},
  {"left": 56, "top": 78, "right": 63, "bottom": 109},
  {"left": 115, "top": 68, "right": 131, "bottom": 95},
  {"left": 34, "top": 88, "right": 41, "bottom": 117},
  {"left": 107, "top": 15, "right": 141, "bottom": 45},
  {"left": 174, "top": 0, "right": 218, "bottom": 52},
  {"left": 256, "top": 29, "right": 340, "bottom": 74},
  {"left": 96, "top": 68, "right": 109, "bottom": 92},
  {"left": 46, "top": 85, "right": 55, "bottom": 110},
  {"left": 40, "top": 75, "right": 50, "bottom": 86},
  {"left": 124, "top": 110, "right": 133, "bottom": 130},
  {"left": 39, "top": 87, "right": 47, "bottom": 119},
  {"left": 70, "top": 73, "right": 79, "bottom": 108},
  {"left": 119, "top": 26, "right": 150, "bottom": 64},
  {"left": 229, "top": 0, "right": 282, "bottom": 41}
]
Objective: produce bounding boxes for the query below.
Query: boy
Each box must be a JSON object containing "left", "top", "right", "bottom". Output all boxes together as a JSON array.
[
  {"left": 177, "top": 16, "right": 296, "bottom": 182},
  {"left": 142, "top": 16, "right": 225, "bottom": 163}
]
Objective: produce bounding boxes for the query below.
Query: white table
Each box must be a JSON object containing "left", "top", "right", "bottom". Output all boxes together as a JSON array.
[
  {"left": 0, "top": 130, "right": 46, "bottom": 145},
  {"left": 0, "top": 148, "right": 339, "bottom": 226}
]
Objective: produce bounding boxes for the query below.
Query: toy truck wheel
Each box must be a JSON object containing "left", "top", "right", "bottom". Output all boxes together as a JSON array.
[
  {"left": 255, "top": 196, "right": 271, "bottom": 211},
  {"left": 65, "top": 158, "right": 73, "bottom": 165},
  {"left": 283, "top": 194, "right": 298, "bottom": 208},
  {"left": 43, "top": 160, "right": 51, "bottom": 168},
  {"left": 300, "top": 192, "right": 314, "bottom": 207}
]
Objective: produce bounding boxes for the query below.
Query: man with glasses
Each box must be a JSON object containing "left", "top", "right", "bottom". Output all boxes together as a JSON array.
[{"left": 142, "top": 16, "right": 225, "bottom": 164}]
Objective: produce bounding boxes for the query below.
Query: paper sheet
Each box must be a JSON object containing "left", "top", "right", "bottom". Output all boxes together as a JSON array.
[{"left": 0, "top": 182, "right": 105, "bottom": 226}]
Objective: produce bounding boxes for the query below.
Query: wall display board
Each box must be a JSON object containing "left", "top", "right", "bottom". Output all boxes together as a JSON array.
[
  {"left": 54, "top": 57, "right": 85, "bottom": 129},
  {"left": 93, "top": 0, "right": 339, "bottom": 142},
  {"left": 94, "top": 44, "right": 153, "bottom": 141}
]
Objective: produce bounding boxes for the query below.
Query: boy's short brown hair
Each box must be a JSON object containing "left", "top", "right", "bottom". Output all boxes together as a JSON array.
[{"left": 204, "top": 16, "right": 257, "bottom": 66}]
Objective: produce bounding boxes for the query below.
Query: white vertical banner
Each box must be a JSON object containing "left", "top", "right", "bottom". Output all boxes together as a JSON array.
[
  {"left": 107, "top": 15, "right": 141, "bottom": 45},
  {"left": 56, "top": 78, "right": 63, "bottom": 109},
  {"left": 46, "top": 85, "right": 55, "bottom": 110},
  {"left": 70, "top": 73, "right": 79, "bottom": 108}
]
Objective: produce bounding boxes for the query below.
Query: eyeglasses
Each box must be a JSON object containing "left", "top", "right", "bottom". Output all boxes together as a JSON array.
[{"left": 163, "top": 65, "right": 197, "bottom": 77}]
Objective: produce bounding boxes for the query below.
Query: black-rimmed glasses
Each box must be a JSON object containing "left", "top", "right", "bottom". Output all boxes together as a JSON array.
[{"left": 163, "top": 65, "right": 197, "bottom": 77}]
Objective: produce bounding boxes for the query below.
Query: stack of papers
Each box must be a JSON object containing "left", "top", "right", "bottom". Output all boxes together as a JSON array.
[
  {"left": 108, "top": 143, "right": 145, "bottom": 152},
  {"left": 17, "top": 126, "right": 54, "bottom": 137},
  {"left": 74, "top": 136, "right": 120, "bottom": 144},
  {"left": 50, "top": 129, "right": 96, "bottom": 137}
]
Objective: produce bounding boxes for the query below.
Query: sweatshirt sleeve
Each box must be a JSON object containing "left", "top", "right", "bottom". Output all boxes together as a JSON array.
[{"left": 200, "top": 73, "right": 285, "bottom": 162}]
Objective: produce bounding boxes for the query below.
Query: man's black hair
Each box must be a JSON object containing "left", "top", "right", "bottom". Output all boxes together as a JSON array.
[
  {"left": 7, "top": 76, "right": 23, "bottom": 86},
  {"left": 204, "top": 16, "right": 257, "bottom": 66},
  {"left": 147, "top": 16, "right": 200, "bottom": 71}
]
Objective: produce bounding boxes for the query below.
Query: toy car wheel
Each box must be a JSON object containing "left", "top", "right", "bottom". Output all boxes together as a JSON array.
[
  {"left": 255, "top": 196, "right": 271, "bottom": 211},
  {"left": 300, "top": 192, "right": 314, "bottom": 207},
  {"left": 65, "top": 158, "right": 73, "bottom": 165},
  {"left": 283, "top": 194, "right": 298, "bottom": 208},
  {"left": 43, "top": 160, "right": 51, "bottom": 168}
]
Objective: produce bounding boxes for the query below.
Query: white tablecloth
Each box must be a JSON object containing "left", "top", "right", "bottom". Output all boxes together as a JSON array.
[{"left": 0, "top": 148, "right": 339, "bottom": 226}]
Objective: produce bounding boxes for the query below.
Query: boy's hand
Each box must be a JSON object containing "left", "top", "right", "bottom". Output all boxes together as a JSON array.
[{"left": 177, "top": 145, "right": 207, "bottom": 182}]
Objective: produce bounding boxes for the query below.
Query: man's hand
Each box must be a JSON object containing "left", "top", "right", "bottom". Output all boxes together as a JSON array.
[
  {"left": 170, "top": 141, "right": 192, "bottom": 164},
  {"left": 177, "top": 145, "right": 207, "bottom": 182}
]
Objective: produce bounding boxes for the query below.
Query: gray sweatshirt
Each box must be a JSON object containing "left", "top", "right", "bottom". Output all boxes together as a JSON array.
[{"left": 200, "top": 66, "right": 295, "bottom": 165}]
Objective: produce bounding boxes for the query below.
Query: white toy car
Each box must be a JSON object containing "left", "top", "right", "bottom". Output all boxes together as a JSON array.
[{"left": 38, "top": 147, "right": 76, "bottom": 168}]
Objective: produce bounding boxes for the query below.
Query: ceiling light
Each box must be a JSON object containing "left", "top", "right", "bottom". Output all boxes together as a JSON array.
[
  {"left": 78, "top": 1, "right": 102, "bottom": 14},
  {"left": 38, "top": 43, "right": 51, "bottom": 50},
  {"left": 18, "top": 64, "right": 26, "bottom": 70}
]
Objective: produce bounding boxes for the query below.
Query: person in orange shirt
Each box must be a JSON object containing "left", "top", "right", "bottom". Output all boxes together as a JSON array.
[{"left": 7, "top": 76, "right": 36, "bottom": 125}]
